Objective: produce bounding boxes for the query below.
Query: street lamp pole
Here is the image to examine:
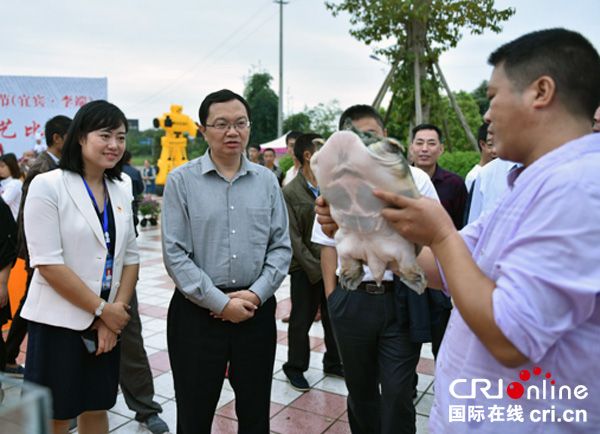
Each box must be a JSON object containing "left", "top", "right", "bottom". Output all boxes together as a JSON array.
[{"left": 275, "top": 0, "right": 288, "bottom": 137}]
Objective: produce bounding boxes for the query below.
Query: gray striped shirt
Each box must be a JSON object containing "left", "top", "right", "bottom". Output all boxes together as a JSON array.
[{"left": 161, "top": 151, "right": 291, "bottom": 313}]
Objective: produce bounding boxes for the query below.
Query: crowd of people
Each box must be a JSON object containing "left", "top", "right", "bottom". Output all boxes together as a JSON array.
[{"left": 0, "top": 27, "right": 599, "bottom": 434}]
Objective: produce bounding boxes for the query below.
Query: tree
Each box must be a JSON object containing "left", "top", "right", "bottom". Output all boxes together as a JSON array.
[
  {"left": 283, "top": 112, "right": 312, "bottom": 133},
  {"left": 244, "top": 72, "right": 279, "bottom": 145},
  {"left": 471, "top": 80, "right": 489, "bottom": 116},
  {"left": 306, "top": 100, "right": 342, "bottom": 138},
  {"left": 434, "top": 91, "right": 482, "bottom": 152},
  {"left": 326, "top": 0, "right": 514, "bottom": 144}
]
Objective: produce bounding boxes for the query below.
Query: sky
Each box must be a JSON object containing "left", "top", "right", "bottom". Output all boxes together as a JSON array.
[{"left": 1, "top": 0, "right": 598, "bottom": 130}]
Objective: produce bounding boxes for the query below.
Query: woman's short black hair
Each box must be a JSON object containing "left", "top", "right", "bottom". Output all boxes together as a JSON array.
[
  {"left": 0, "top": 153, "right": 21, "bottom": 179},
  {"left": 59, "top": 100, "right": 128, "bottom": 181}
]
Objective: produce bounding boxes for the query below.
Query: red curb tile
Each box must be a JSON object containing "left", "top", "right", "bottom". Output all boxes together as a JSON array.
[
  {"left": 312, "top": 343, "right": 327, "bottom": 354},
  {"left": 275, "top": 298, "right": 292, "bottom": 320},
  {"left": 148, "top": 350, "right": 171, "bottom": 372},
  {"left": 277, "top": 330, "right": 287, "bottom": 342},
  {"left": 151, "top": 368, "right": 164, "bottom": 378},
  {"left": 290, "top": 389, "right": 347, "bottom": 419},
  {"left": 339, "top": 411, "right": 348, "bottom": 422},
  {"left": 309, "top": 336, "right": 324, "bottom": 350},
  {"left": 211, "top": 415, "right": 238, "bottom": 433},
  {"left": 270, "top": 407, "right": 334, "bottom": 434},
  {"left": 324, "top": 420, "right": 352, "bottom": 433},
  {"left": 417, "top": 357, "right": 435, "bottom": 376},
  {"left": 138, "top": 305, "right": 169, "bottom": 319},
  {"left": 217, "top": 401, "right": 285, "bottom": 420}
]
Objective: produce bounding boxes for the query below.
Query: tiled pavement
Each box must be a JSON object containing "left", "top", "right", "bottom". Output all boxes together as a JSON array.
[{"left": 5, "top": 222, "right": 435, "bottom": 434}]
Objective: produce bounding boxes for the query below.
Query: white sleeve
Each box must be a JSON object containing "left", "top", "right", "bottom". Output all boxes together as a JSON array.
[
  {"left": 310, "top": 214, "right": 335, "bottom": 247},
  {"left": 410, "top": 166, "right": 439, "bottom": 201}
]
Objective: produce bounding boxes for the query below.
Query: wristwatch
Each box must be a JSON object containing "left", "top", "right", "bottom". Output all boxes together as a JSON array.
[{"left": 94, "top": 300, "right": 106, "bottom": 317}]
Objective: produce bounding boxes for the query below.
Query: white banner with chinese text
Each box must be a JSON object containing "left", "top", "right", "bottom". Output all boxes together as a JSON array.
[{"left": 0, "top": 75, "right": 107, "bottom": 157}]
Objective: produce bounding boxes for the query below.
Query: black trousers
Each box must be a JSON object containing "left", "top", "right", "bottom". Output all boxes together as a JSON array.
[
  {"left": 327, "top": 285, "right": 421, "bottom": 434},
  {"left": 119, "top": 291, "right": 163, "bottom": 421},
  {"left": 283, "top": 270, "right": 341, "bottom": 374},
  {"left": 167, "top": 289, "right": 276, "bottom": 434}
]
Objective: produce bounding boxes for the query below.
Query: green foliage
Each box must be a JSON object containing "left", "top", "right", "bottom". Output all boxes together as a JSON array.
[
  {"left": 471, "top": 80, "right": 489, "bottom": 116},
  {"left": 279, "top": 155, "right": 294, "bottom": 173},
  {"left": 187, "top": 135, "right": 209, "bottom": 160},
  {"left": 438, "top": 150, "right": 479, "bottom": 178},
  {"left": 126, "top": 128, "right": 164, "bottom": 163},
  {"left": 244, "top": 72, "right": 279, "bottom": 145},
  {"left": 306, "top": 100, "right": 342, "bottom": 138},
  {"left": 283, "top": 112, "right": 312, "bottom": 133},
  {"left": 432, "top": 91, "right": 482, "bottom": 152},
  {"left": 325, "top": 0, "right": 514, "bottom": 126}
]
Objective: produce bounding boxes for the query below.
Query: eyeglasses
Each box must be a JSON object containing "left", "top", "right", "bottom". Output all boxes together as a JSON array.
[{"left": 205, "top": 119, "right": 251, "bottom": 131}]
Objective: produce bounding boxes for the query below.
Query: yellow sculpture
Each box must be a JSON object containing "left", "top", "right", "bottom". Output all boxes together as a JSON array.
[{"left": 153, "top": 104, "right": 198, "bottom": 187}]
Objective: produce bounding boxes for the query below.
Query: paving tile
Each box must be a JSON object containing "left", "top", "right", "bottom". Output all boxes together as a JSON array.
[
  {"left": 313, "top": 376, "right": 348, "bottom": 397},
  {"left": 212, "top": 415, "right": 238, "bottom": 433},
  {"left": 324, "top": 420, "right": 352, "bottom": 433},
  {"left": 275, "top": 297, "right": 291, "bottom": 319},
  {"left": 148, "top": 350, "right": 171, "bottom": 372},
  {"left": 270, "top": 379, "right": 304, "bottom": 405},
  {"left": 290, "top": 389, "right": 347, "bottom": 419},
  {"left": 415, "top": 392, "right": 434, "bottom": 417},
  {"left": 144, "top": 332, "right": 168, "bottom": 351},
  {"left": 417, "top": 373, "right": 435, "bottom": 393},
  {"left": 273, "top": 366, "right": 326, "bottom": 388},
  {"left": 270, "top": 407, "right": 334, "bottom": 434},
  {"left": 417, "top": 414, "right": 430, "bottom": 433},
  {"left": 216, "top": 400, "right": 285, "bottom": 420},
  {"left": 417, "top": 357, "right": 435, "bottom": 376},
  {"left": 153, "top": 372, "right": 175, "bottom": 399}
]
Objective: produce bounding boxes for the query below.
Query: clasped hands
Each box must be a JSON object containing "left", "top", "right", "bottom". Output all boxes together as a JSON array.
[
  {"left": 211, "top": 290, "right": 260, "bottom": 323},
  {"left": 93, "top": 301, "right": 131, "bottom": 356}
]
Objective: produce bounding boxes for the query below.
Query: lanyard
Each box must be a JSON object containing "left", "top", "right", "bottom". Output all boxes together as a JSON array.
[{"left": 81, "top": 176, "right": 111, "bottom": 251}]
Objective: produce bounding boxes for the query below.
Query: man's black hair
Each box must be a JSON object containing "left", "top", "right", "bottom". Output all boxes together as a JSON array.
[
  {"left": 198, "top": 89, "right": 251, "bottom": 126},
  {"left": 262, "top": 147, "right": 276, "bottom": 156},
  {"left": 411, "top": 123, "right": 443, "bottom": 142},
  {"left": 45, "top": 115, "right": 72, "bottom": 147},
  {"left": 286, "top": 131, "right": 303, "bottom": 144},
  {"left": 60, "top": 100, "right": 128, "bottom": 181},
  {"left": 247, "top": 143, "right": 260, "bottom": 151},
  {"left": 338, "top": 105, "right": 384, "bottom": 131},
  {"left": 294, "top": 133, "right": 322, "bottom": 165},
  {"left": 488, "top": 28, "right": 600, "bottom": 119},
  {"left": 477, "top": 123, "right": 489, "bottom": 152}
]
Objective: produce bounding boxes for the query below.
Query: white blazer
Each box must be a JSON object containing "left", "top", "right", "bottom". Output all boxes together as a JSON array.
[{"left": 21, "top": 169, "right": 139, "bottom": 330}]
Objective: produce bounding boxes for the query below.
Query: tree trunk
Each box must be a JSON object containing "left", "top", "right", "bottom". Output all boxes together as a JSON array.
[
  {"left": 407, "top": 0, "right": 432, "bottom": 125},
  {"left": 433, "top": 59, "right": 479, "bottom": 151}
]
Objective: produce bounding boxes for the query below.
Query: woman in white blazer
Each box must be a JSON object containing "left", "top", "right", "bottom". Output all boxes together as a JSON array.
[{"left": 22, "top": 100, "right": 139, "bottom": 434}]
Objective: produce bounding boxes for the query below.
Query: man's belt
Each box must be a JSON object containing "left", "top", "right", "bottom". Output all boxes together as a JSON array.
[
  {"left": 355, "top": 281, "right": 394, "bottom": 295},
  {"left": 217, "top": 286, "right": 247, "bottom": 294}
]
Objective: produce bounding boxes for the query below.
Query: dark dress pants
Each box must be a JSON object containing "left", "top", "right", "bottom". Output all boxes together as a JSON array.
[
  {"left": 328, "top": 285, "right": 422, "bottom": 434},
  {"left": 119, "top": 291, "right": 163, "bottom": 421},
  {"left": 283, "top": 269, "right": 341, "bottom": 374},
  {"left": 167, "top": 289, "right": 276, "bottom": 434}
]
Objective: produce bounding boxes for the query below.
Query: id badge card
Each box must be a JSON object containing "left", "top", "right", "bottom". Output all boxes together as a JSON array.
[{"left": 101, "top": 254, "right": 114, "bottom": 292}]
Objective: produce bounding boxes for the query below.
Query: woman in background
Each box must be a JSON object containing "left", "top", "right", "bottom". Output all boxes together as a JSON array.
[
  {"left": 0, "top": 153, "right": 23, "bottom": 219},
  {"left": 22, "top": 100, "right": 139, "bottom": 434}
]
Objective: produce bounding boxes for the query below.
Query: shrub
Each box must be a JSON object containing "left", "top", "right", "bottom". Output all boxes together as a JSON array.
[{"left": 438, "top": 151, "right": 480, "bottom": 178}]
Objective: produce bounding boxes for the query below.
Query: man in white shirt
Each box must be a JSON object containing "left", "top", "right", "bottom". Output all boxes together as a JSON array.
[
  {"left": 464, "top": 122, "right": 497, "bottom": 191},
  {"left": 282, "top": 131, "right": 303, "bottom": 187},
  {"left": 312, "top": 105, "right": 438, "bottom": 434}
]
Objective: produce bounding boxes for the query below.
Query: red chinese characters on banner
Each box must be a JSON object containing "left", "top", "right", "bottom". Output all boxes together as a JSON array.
[
  {"left": 0, "top": 119, "right": 17, "bottom": 139},
  {"left": 63, "top": 95, "right": 91, "bottom": 108},
  {"left": 24, "top": 120, "right": 42, "bottom": 138}
]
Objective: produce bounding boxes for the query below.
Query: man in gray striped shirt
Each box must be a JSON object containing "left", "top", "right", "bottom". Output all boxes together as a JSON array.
[{"left": 162, "top": 89, "right": 291, "bottom": 434}]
